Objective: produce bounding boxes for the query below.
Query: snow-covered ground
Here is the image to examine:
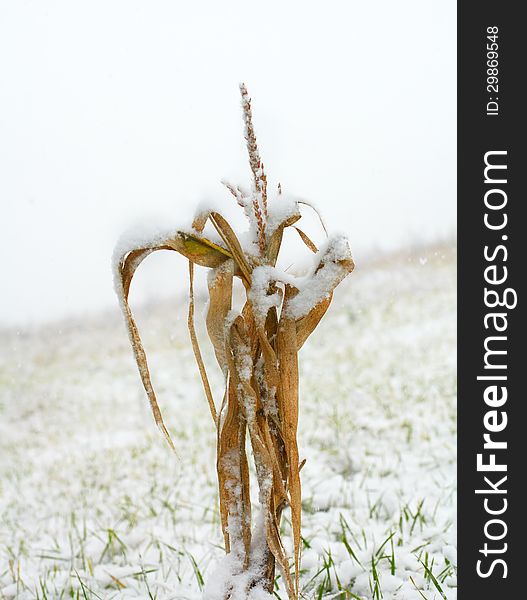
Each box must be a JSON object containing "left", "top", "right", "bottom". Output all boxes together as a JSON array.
[{"left": 0, "top": 243, "right": 456, "bottom": 600}]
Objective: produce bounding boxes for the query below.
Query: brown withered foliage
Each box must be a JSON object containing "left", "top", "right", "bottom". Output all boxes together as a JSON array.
[{"left": 114, "top": 85, "right": 354, "bottom": 599}]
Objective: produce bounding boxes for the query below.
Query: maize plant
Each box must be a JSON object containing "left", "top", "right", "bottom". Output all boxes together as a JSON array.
[{"left": 114, "top": 84, "right": 354, "bottom": 599}]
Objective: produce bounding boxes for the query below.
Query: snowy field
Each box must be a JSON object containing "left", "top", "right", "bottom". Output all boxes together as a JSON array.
[{"left": 0, "top": 243, "right": 456, "bottom": 600}]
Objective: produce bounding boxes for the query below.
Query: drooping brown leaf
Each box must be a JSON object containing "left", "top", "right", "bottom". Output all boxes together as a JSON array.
[
  {"left": 298, "top": 199, "right": 328, "bottom": 237},
  {"left": 116, "top": 246, "right": 177, "bottom": 451},
  {"left": 206, "top": 259, "right": 235, "bottom": 374},
  {"left": 188, "top": 261, "right": 217, "bottom": 423},
  {"left": 115, "top": 230, "right": 232, "bottom": 450}
]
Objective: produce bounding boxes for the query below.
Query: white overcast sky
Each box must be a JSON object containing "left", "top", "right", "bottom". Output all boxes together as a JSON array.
[{"left": 0, "top": 1, "right": 456, "bottom": 327}]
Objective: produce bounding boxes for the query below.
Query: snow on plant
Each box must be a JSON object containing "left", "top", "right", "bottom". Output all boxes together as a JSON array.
[{"left": 113, "top": 84, "right": 354, "bottom": 600}]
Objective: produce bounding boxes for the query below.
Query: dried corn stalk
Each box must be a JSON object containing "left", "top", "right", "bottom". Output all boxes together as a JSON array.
[{"left": 114, "top": 84, "right": 354, "bottom": 600}]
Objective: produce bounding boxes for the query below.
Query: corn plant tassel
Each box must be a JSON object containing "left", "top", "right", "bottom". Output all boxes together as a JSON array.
[{"left": 113, "top": 84, "right": 354, "bottom": 600}]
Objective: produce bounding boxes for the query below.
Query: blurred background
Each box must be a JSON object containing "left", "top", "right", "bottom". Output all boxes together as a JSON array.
[{"left": 0, "top": 0, "right": 455, "bottom": 327}]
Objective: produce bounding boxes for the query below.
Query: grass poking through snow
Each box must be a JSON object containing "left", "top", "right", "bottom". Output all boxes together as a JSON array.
[{"left": 0, "top": 244, "right": 456, "bottom": 599}]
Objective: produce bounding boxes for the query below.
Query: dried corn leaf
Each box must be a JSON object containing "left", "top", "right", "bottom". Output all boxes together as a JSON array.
[
  {"left": 313, "top": 238, "right": 354, "bottom": 276},
  {"left": 298, "top": 199, "right": 328, "bottom": 236},
  {"left": 216, "top": 374, "right": 247, "bottom": 557},
  {"left": 222, "top": 318, "right": 253, "bottom": 565},
  {"left": 295, "top": 294, "right": 332, "bottom": 350},
  {"left": 239, "top": 421, "right": 251, "bottom": 568},
  {"left": 284, "top": 239, "right": 354, "bottom": 322},
  {"left": 210, "top": 212, "right": 252, "bottom": 282},
  {"left": 277, "top": 285, "right": 302, "bottom": 597},
  {"left": 206, "top": 259, "right": 234, "bottom": 374},
  {"left": 115, "top": 230, "right": 232, "bottom": 449},
  {"left": 118, "top": 231, "right": 230, "bottom": 270},
  {"left": 173, "top": 231, "right": 232, "bottom": 268},
  {"left": 293, "top": 226, "right": 318, "bottom": 254},
  {"left": 241, "top": 300, "right": 259, "bottom": 361},
  {"left": 116, "top": 246, "right": 177, "bottom": 451},
  {"left": 188, "top": 261, "right": 217, "bottom": 423},
  {"left": 266, "top": 212, "right": 301, "bottom": 266},
  {"left": 191, "top": 210, "right": 210, "bottom": 233},
  {"left": 120, "top": 247, "right": 166, "bottom": 298}
]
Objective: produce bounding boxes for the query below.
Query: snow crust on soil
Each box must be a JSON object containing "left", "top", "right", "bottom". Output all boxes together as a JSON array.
[{"left": 0, "top": 244, "right": 456, "bottom": 600}]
